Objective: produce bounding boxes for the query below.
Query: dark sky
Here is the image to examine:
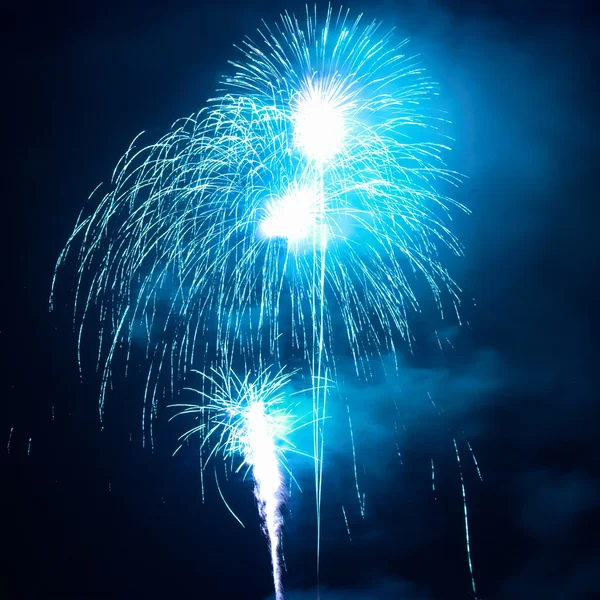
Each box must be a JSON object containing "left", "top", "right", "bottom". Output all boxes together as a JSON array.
[{"left": 2, "top": 1, "right": 599, "bottom": 599}]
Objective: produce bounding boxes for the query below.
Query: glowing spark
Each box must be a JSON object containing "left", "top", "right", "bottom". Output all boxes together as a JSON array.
[
  {"left": 467, "top": 441, "right": 483, "bottom": 482},
  {"left": 342, "top": 504, "right": 352, "bottom": 541},
  {"left": 454, "top": 439, "right": 477, "bottom": 598},
  {"left": 347, "top": 404, "right": 364, "bottom": 518},
  {"left": 280, "top": 532, "right": 288, "bottom": 574}
]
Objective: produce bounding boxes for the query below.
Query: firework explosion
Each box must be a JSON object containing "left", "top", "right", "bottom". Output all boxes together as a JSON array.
[
  {"left": 170, "top": 367, "right": 309, "bottom": 600},
  {"left": 53, "top": 5, "right": 464, "bottom": 598}
]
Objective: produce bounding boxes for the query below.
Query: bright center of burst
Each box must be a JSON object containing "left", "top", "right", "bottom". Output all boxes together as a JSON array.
[
  {"left": 260, "top": 186, "right": 318, "bottom": 242},
  {"left": 294, "top": 86, "right": 345, "bottom": 162},
  {"left": 243, "top": 401, "right": 281, "bottom": 498}
]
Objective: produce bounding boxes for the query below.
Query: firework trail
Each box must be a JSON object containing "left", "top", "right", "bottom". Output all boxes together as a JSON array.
[{"left": 170, "top": 366, "right": 311, "bottom": 600}]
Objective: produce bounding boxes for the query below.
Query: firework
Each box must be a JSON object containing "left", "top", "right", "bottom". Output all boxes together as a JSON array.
[
  {"left": 170, "top": 366, "right": 311, "bottom": 600},
  {"left": 52, "top": 5, "right": 463, "bottom": 417},
  {"left": 52, "top": 4, "right": 465, "bottom": 598}
]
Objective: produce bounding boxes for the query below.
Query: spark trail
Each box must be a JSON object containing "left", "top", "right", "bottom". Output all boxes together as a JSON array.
[
  {"left": 454, "top": 438, "right": 477, "bottom": 599},
  {"left": 170, "top": 367, "right": 311, "bottom": 600}
]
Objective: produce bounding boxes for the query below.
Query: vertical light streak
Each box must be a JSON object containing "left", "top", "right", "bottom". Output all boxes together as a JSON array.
[
  {"left": 281, "top": 533, "right": 288, "bottom": 574},
  {"left": 342, "top": 505, "right": 352, "bottom": 541},
  {"left": 394, "top": 420, "right": 403, "bottom": 464},
  {"left": 315, "top": 162, "right": 328, "bottom": 575},
  {"left": 347, "top": 404, "right": 365, "bottom": 518},
  {"left": 467, "top": 441, "right": 483, "bottom": 482},
  {"left": 245, "top": 401, "right": 285, "bottom": 600},
  {"left": 199, "top": 442, "right": 205, "bottom": 504},
  {"left": 453, "top": 438, "right": 478, "bottom": 599},
  {"left": 303, "top": 156, "right": 329, "bottom": 577}
]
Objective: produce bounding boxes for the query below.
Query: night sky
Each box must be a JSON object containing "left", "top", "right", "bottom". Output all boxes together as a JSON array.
[{"left": 3, "top": 1, "right": 599, "bottom": 599}]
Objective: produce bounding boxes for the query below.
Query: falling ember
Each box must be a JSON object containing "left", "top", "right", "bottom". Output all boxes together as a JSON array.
[
  {"left": 347, "top": 405, "right": 365, "bottom": 518},
  {"left": 454, "top": 439, "right": 477, "bottom": 598},
  {"left": 342, "top": 505, "right": 352, "bottom": 541},
  {"left": 467, "top": 442, "right": 483, "bottom": 482}
]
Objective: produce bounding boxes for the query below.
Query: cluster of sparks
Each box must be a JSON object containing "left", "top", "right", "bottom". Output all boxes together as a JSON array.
[
  {"left": 170, "top": 367, "right": 309, "bottom": 599},
  {"left": 53, "top": 5, "right": 468, "bottom": 599}
]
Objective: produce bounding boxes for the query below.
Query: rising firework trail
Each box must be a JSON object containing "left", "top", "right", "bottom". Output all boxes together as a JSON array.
[{"left": 170, "top": 366, "right": 312, "bottom": 600}]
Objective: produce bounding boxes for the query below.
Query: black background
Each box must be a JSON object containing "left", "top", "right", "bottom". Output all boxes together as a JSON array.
[{"left": 2, "top": 1, "right": 599, "bottom": 598}]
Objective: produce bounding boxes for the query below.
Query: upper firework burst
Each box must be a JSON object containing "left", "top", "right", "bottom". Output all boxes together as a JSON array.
[
  {"left": 196, "top": 5, "right": 466, "bottom": 366},
  {"left": 53, "top": 5, "right": 465, "bottom": 421}
]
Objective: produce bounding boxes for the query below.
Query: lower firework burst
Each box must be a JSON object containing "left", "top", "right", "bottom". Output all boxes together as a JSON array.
[{"left": 169, "top": 366, "right": 313, "bottom": 600}]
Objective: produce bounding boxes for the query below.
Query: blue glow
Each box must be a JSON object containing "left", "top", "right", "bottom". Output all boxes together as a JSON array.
[
  {"left": 293, "top": 80, "right": 346, "bottom": 161},
  {"left": 53, "top": 5, "right": 465, "bottom": 599},
  {"left": 260, "top": 185, "right": 320, "bottom": 243}
]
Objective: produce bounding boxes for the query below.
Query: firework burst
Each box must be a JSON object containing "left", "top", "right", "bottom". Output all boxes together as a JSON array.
[
  {"left": 52, "top": 5, "right": 466, "bottom": 598},
  {"left": 52, "top": 5, "right": 464, "bottom": 413},
  {"left": 170, "top": 366, "right": 312, "bottom": 600}
]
